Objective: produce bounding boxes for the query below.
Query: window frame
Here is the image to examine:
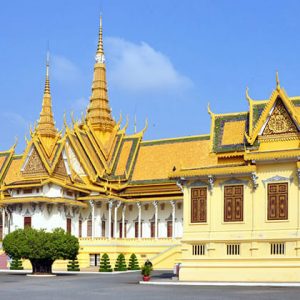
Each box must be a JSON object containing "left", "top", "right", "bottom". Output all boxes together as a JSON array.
[
  {"left": 267, "top": 182, "right": 288, "bottom": 221},
  {"left": 190, "top": 187, "right": 207, "bottom": 223},
  {"left": 223, "top": 184, "right": 244, "bottom": 222}
]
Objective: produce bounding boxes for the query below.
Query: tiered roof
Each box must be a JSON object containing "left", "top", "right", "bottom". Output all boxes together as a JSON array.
[{"left": 1, "top": 20, "right": 300, "bottom": 206}]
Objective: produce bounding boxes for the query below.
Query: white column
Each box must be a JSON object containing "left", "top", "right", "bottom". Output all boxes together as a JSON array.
[
  {"left": 114, "top": 201, "right": 121, "bottom": 238},
  {"left": 108, "top": 200, "right": 113, "bottom": 239},
  {"left": 98, "top": 204, "right": 102, "bottom": 238},
  {"left": 2, "top": 208, "right": 5, "bottom": 240},
  {"left": 122, "top": 204, "right": 126, "bottom": 238},
  {"left": 89, "top": 200, "right": 95, "bottom": 240},
  {"left": 170, "top": 201, "right": 176, "bottom": 239},
  {"left": 137, "top": 202, "right": 141, "bottom": 239},
  {"left": 153, "top": 201, "right": 158, "bottom": 239}
]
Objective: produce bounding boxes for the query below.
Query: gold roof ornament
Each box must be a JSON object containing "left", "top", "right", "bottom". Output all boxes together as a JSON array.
[
  {"left": 86, "top": 16, "right": 116, "bottom": 132},
  {"left": 276, "top": 71, "right": 280, "bottom": 90},
  {"left": 36, "top": 52, "right": 58, "bottom": 138}
]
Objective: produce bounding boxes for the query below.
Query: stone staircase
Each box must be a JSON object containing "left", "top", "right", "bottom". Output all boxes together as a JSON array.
[{"left": 149, "top": 244, "right": 181, "bottom": 269}]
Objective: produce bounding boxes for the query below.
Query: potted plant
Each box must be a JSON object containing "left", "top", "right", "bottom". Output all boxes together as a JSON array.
[{"left": 141, "top": 264, "right": 152, "bottom": 281}]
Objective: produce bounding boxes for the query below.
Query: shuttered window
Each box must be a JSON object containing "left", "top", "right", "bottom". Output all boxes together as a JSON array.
[
  {"left": 224, "top": 185, "right": 243, "bottom": 222},
  {"left": 268, "top": 183, "right": 288, "bottom": 220},
  {"left": 191, "top": 187, "right": 207, "bottom": 223}
]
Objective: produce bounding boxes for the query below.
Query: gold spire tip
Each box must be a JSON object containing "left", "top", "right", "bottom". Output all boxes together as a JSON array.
[
  {"left": 97, "top": 15, "right": 104, "bottom": 56},
  {"left": 44, "top": 52, "right": 50, "bottom": 94},
  {"left": 276, "top": 71, "right": 280, "bottom": 89}
]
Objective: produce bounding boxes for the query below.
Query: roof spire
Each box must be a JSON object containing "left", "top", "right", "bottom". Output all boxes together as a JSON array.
[
  {"left": 86, "top": 16, "right": 116, "bottom": 132},
  {"left": 36, "top": 52, "right": 57, "bottom": 138},
  {"left": 276, "top": 71, "right": 280, "bottom": 90},
  {"left": 96, "top": 15, "right": 105, "bottom": 64},
  {"left": 44, "top": 51, "right": 50, "bottom": 94}
]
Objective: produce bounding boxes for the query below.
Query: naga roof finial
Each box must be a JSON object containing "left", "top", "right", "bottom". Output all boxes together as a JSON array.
[{"left": 207, "top": 102, "right": 214, "bottom": 117}]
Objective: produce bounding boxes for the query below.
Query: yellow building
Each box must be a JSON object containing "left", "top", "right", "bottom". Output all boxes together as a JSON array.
[
  {"left": 171, "top": 76, "right": 300, "bottom": 281},
  {"left": 1, "top": 17, "right": 300, "bottom": 282}
]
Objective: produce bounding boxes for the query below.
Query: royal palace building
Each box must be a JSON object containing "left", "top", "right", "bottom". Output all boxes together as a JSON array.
[{"left": 1, "top": 18, "right": 300, "bottom": 282}]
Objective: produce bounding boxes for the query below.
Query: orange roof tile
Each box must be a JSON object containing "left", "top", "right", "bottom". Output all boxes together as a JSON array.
[
  {"left": 222, "top": 120, "right": 246, "bottom": 145},
  {"left": 4, "top": 157, "right": 23, "bottom": 184},
  {"left": 131, "top": 136, "right": 217, "bottom": 181},
  {"left": 115, "top": 140, "right": 133, "bottom": 176}
]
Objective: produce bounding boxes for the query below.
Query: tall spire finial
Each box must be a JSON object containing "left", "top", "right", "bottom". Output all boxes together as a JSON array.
[
  {"left": 96, "top": 15, "right": 105, "bottom": 63},
  {"left": 86, "top": 16, "right": 116, "bottom": 133},
  {"left": 44, "top": 50, "right": 50, "bottom": 94},
  {"left": 276, "top": 71, "right": 280, "bottom": 90},
  {"left": 36, "top": 52, "right": 57, "bottom": 138}
]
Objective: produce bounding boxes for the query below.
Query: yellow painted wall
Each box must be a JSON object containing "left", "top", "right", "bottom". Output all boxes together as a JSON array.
[{"left": 180, "top": 161, "right": 300, "bottom": 282}]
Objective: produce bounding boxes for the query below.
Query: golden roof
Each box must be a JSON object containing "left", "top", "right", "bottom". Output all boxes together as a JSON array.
[
  {"left": 3, "top": 156, "right": 23, "bottom": 185},
  {"left": 221, "top": 120, "right": 246, "bottom": 145},
  {"left": 245, "top": 149, "right": 300, "bottom": 161},
  {"left": 132, "top": 135, "right": 216, "bottom": 182},
  {"left": 170, "top": 164, "right": 256, "bottom": 178}
]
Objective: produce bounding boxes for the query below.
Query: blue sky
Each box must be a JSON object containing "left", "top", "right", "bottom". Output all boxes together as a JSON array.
[{"left": 1, "top": 0, "right": 300, "bottom": 153}]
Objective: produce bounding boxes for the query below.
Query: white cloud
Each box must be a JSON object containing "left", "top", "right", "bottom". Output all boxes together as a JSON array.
[
  {"left": 72, "top": 97, "right": 89, "bottom": 112},
  {"left": 51, "top": 55, "right": 81, "bottom": 83},
  {"left": 1, "top": 112, "right": 28, "bottom": 129},
  {"left": 105, "top": 37, "right": 192, "bottom": 93}
]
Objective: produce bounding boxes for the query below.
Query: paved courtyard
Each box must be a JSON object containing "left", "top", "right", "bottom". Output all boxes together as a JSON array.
[{"left": 1, "top": 270, "right": 300, "bottom": 300}]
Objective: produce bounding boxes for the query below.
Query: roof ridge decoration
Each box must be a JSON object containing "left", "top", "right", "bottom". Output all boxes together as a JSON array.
[{"left": 245, "top": 74, "right": 300, "bottom": 145}]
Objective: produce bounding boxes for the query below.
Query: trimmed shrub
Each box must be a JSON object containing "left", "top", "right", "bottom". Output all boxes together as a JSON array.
[
  {"left": 67, "top": 258, "right": 80, "bottom": 271},
  {"left": 128, "top": 253, "right": 140, "bottom": 270},
  {"left": 10, "top": 257, "right": 23, "bottom": 270},
  {"left": 114, "top": 253, "right": 127, "bottom": 271},
  {"left": 99, "top": 253, "right": 112, "bottom": 272}
]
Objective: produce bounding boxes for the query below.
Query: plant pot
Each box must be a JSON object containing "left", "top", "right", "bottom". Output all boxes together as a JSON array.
[{"left": 143, "top": 275, "right": 150, "bottom": 281}]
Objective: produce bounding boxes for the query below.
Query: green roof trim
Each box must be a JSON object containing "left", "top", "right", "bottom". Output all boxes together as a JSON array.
[
  {"left": 291, "top": 99, "right": 300, "bottom": 106},
  {"left": 129, "top": 178, "right": 175, "bottom": 185},
  {"left": 110, "top": 137, "right": 140, "bottom": 179},
  {"left": 213, "top": 113, "right": 248, "bottom": 153},
  {"left": 142, "top": 135, "right": 210, "bottom": 147},
  {"left": 252, "top": 103, "right": 266, "bottom": 129}
]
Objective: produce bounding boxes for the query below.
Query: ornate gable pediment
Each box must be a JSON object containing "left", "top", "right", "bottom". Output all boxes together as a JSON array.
[
  {"left": 22, "top": 147, "right": 48, "bottom": 176},
  {"left": 246, "top": 86, "right": 300, "bottom": 145},
  {"left": 262, "top": 99, "right": 298, "bottom": 136}
]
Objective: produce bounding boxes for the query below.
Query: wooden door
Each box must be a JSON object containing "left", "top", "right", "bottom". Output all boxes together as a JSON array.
[
  {"left": 167, "top": 221, "right": 172, "bottom": 238},
  {"left": 150, "top": 222, "right": 155, "bottom": 238},
  {"left": 24, "top": 217, "right": 31, "bottom": 228},
  {"left": 66, "top": 218, "right": 72, "bottom": 234},
  {"left": 87, "top": 220, "right": 92, "bottom": 237},
  {"left": 101, "top": 220, "right": 106, "bottom": 237},
  {"left": 78, "top": 220, "right": 82, "bottom": 238}
]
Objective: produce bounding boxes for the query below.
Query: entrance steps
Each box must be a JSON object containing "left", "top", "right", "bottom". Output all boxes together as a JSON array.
[{"left": 150, "top": 244, "right": 181, "bottom": 269}]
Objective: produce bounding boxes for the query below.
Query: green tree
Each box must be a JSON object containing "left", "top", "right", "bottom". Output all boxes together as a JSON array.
[
  {"left": 99, "top": 253, "right": 112, "bottom": 272},
  {"left": 3, "top": 228, "right": 79, "bottom": 274},
  {"left": 128, "top": 253, "right": 140, "bottom": 270},
  {"left": 114, "top": 253, "right": 127, "bottom": 271},
  {"left": 10, "top": 257, "right": 23, "bottom": 270},
  {"left": 67, "top": 257, "right": 80, "bottom": 271}
]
